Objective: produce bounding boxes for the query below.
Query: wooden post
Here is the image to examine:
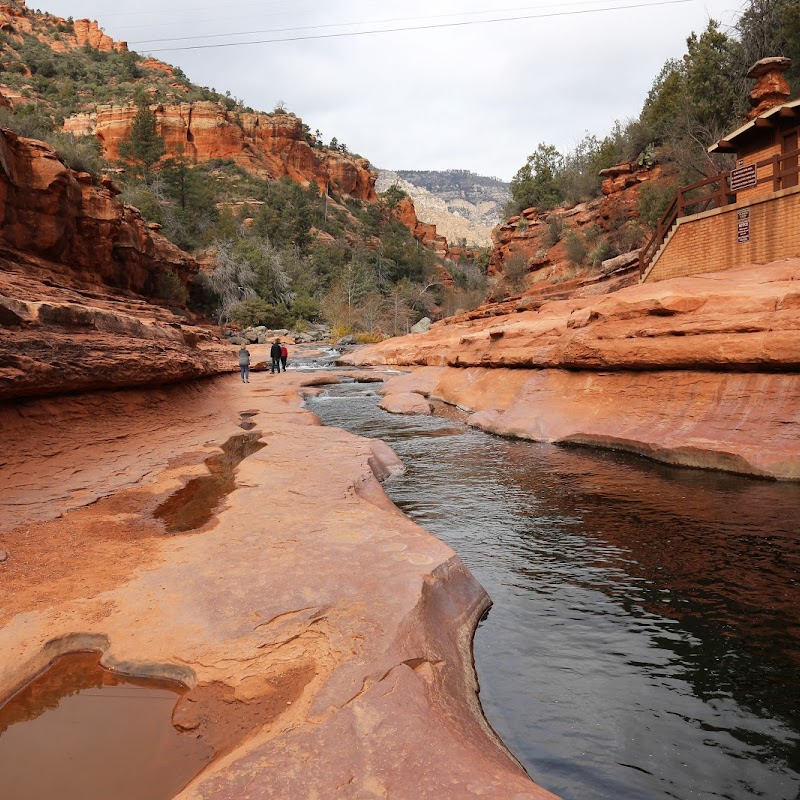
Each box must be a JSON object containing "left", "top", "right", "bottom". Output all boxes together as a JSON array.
[
  {"left": 773, "top": 153, "right": 781, "bottom": 192},
  {"left": 677, "top": 187, "right": 684, "bottom": 218}
]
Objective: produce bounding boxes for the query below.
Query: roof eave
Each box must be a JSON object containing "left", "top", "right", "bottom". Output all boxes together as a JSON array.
[{"left": 708, "top": 98, "right": 800, "bottom": 154}]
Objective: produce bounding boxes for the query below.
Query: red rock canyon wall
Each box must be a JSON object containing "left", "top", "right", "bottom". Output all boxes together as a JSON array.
[{"left": 343, "top": 260, "right": 800, "bottom": 479}]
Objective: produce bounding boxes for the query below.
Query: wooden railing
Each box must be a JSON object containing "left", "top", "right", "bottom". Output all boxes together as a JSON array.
[{"left": 639, "top": 145, "right": 800, "bottom": 279}]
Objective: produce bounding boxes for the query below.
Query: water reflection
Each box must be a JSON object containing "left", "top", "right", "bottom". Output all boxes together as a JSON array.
[
  {"left": 309, "top": 384, "right": 800, "bottom": 800},
  {"left": 0, "top": 652, "right": 213, "bottom": 800}
]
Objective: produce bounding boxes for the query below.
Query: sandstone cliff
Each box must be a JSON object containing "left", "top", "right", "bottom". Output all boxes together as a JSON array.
[
  {"left": 64, "top": 104, "right": 377, "bottom": 201},
  {"left": 0, "top": 129, "right": 228, "bottom": 400},
  {"left": 0, "top": 2, "right": 376, "bottom": 202},
  {"left": 343, "top": 259, "right": 800, "bottom": 480},
  {"left": 0, "top": 2, "right": 127, "bottom": 54}
]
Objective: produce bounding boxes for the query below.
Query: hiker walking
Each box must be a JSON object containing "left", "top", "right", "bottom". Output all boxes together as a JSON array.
[
  {"left": 280, "top": 342, "right": 288, "bottom": 372},
  {"left": 270, "top": 339, "right": 282, "bottom": 374},
  {"left": 238, "top": 344, "right": 251, "bottom": 383}
]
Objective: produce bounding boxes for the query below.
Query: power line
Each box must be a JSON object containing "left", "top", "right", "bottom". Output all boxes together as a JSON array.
[
  {"left": 146, "top": 0, "right": 692, "bottom": 52},
  {"left": 129, "top": 0, "right": 646, "bottom": 45}
]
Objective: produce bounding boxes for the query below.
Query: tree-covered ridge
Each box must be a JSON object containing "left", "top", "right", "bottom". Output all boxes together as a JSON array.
[
  {"left": 0, "top": 4, "right": 489, "bottom": 336},
  {"left": 508, "top": 0, "right": 799, "bottom": 217},
  {"left": 395, "top": 170, "right": 510, "bottom": 193}
]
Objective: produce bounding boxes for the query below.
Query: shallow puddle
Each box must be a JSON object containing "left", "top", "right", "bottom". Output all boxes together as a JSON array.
[
  {"left": 0, "top": 652, "right": 213, "bottom": 800},
  {"left": 155, "top": 432, "right": 265, "bottom": 533}
]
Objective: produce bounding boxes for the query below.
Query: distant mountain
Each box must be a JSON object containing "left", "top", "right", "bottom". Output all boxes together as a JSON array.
[{"left": 376, "top": 169, "right": 510, "bottom": 248}]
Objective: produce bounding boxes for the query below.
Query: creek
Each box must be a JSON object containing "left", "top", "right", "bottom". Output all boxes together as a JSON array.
[{"left": 308, "top": 381, "right": 800, "bottom": 800}]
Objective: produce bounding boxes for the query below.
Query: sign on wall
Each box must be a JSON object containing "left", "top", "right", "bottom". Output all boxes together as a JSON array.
[
  {"left": 730, "top": 164, "right": 758, "bottom": 192},
  {"left": 737, "top": 208, "right": 751, "bottom": 243}
]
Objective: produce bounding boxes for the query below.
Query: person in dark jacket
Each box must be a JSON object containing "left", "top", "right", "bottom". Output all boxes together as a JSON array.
[
  {"left": 238, "top": 344, "right": 251, "bottom": 383},
  {"left": 280, "top": 342, "right": 288, "bottom": 371},
  {"left": 270, "top": 339, "right": 282, "bottom": 373}
]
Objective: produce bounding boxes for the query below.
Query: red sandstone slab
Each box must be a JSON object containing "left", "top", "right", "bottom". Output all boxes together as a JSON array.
[{"left": 0, "top": 373, "right": 557, "bottom": 799}]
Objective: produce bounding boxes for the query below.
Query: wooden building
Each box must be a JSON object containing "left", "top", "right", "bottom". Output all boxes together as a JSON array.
[{"left": 640, "top": 57, "right": 800, "bottom": 283}]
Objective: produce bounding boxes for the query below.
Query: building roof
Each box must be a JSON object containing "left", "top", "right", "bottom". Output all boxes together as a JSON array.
[{"left": 708, "top": 98, "right": 800, "bottom": 154}]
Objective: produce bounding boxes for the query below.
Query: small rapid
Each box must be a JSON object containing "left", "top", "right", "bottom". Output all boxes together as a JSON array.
[{"left": 307, "top": 381, "right": 800, "bottom": 800}]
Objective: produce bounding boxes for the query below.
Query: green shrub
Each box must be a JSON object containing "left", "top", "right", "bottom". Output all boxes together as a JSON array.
[
  {"left": 589, "top": 238, "right": 614, "bottom": 266},
  {"left": 153, "top": 270, "right": 189, "bottom": 305},
  {"left": 50, "top": 133, "right": 104, "bottom": 176},
  {"left": 0, "top": 105, "right": 55, "bottom": 140},
  {"left": 542, "top": 216, "right": 564, "bottom": 248},
  {"left": 230, "top": 298, "right": 291, "bottom": 329},
  {"left": 564, "top": 231, "right": 588, "bottom": 266},
  {"left": 638, "top": 181, "right": 678, "bottom": 228},
  {"left": 120, "top": 184, "right": 164, "bottom": 225},
  {"left": 290, "top": 294, "right": 320, "bottom": 322},
  {"left": 187, "top": 271, "right": 219, "bottom": 315}
]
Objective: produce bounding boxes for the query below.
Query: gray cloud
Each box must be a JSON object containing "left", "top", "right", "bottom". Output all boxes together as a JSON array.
[{"left": 40, "top": 0, "right": 743, "bottom": 180}]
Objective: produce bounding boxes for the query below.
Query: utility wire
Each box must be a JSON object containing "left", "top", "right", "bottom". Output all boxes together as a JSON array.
[
  {"left": 146, "top": 0, "right": 692, "bottom": 53},
  {"left": 129, "top": 0, "right": 645, "bottom": 45}
]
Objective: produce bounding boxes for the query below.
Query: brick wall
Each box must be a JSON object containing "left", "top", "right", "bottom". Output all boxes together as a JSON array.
[{"left": 643, "top": 185, "right": 800, "bottom": 282}]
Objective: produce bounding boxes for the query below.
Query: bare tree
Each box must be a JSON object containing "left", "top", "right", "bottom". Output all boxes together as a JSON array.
[
  {"left": 356, "top": 292, "right": 389, "bottom": 334},
  {"left": 210, "top": 240, "right": 257, "bottom": 324}
]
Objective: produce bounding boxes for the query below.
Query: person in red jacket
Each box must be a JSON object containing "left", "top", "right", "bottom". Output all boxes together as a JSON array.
[{"left": 280, "top": 342, "right": 288, "bottom": 372}]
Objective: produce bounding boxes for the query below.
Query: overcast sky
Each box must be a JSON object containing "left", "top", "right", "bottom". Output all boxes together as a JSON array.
[{"left": 37, "top": 0, "right": 745, "bottom": 181}]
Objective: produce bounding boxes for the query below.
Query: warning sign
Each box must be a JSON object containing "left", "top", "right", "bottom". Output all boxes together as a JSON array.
[{"left": 737, "top": 208, "right": 750, "bottom": 243}]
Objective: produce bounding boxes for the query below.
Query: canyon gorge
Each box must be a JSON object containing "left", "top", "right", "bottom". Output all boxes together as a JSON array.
[{"left": 1, "top": 0, "right": 799, "bottom": 798}]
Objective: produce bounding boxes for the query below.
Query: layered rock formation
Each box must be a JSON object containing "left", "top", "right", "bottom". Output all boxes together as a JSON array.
[
  {"left": 489, "top": 161, "right": 671, "bottom": 286},
  {"left": 392, "top": 195, "right": 450, "bottom": 258},
  {"left": 63, "top": 104, "right": 377, "bottom": 201},
  {"left": 0, "top": 128, "right": 229, "bottom": 400},
  {"left": 0, "top": 2, "right": 127, "bottom": 54},
  {"left": 0, "top": 2, "right": 374, "bottom": 200},
  {"left": 343, "top": 259, "right": 800, "bottom": 479},
  {"left": 0, "top": 371, "right": 557, "bottom": 799},
  {"left": 745, "top": 56, "right": 792, "bottom": 120}
]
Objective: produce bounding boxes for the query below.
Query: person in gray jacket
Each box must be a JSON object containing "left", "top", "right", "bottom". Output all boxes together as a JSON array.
[{"left": 238, "top": 344, "right": 251, "bottom": 383}]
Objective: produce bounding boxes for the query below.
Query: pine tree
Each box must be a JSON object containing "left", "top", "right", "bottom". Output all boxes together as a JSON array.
[{"left": 118, "top": 104, "right": 166, "bottom": 182}]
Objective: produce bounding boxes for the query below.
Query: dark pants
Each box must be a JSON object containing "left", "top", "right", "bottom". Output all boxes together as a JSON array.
[
  {"left": 280, "top": 356, "right": 288, "bottom": 371},
  {"left": 271, "top": 357, "right": 281, "bottom": 373},
  {"left": 240, "top": 364, "right": 250, "bottom": 382}
]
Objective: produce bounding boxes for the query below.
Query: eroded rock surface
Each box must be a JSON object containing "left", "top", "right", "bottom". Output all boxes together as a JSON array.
[
  {"left": 0, "top": 128, "right": 232, "bottom": 400},
  {"left": 0, "top": 372, "right": 556, "bottom": 799},
  {"left": 64, "top": 104, "right": 377, "bottom": 201},
  {"left": 345, "top": 261, "right": 800, "bottom": 479}
]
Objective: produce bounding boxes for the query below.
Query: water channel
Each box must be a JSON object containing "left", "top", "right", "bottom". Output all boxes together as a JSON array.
[{"left": 308, "top": 381, "right": 800, "bottom": 800}]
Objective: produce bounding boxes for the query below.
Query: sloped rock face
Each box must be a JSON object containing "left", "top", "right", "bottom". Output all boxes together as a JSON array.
[
  {"left": 64, "top": 104, "right": 377, "bottom": 201},
  {"left": 0, "top": 129, "right": 229, "bottom": 400},
  {"left": 391, "top": 195, "right": 454, "bottom": 285},
  {"left": 344, "top": 260, "right": 800, "bottom": 479},
  {"left": 0, "top": 130, "right": 195, "bottom": 292},
  {"left": 73, "top": 18, "right": 126, "bottom": 53},
  {"left": 489, "top": 161, "right": 674, "bottom": 291},
  {"left": 394, "top": 196, "right": 450, "bottom": 257},
  {"left": 0, "top": 4, "right": 127, "bottom": 53},
  {"left": 0, "top": 373, "right": 558, "bottom": 799}
]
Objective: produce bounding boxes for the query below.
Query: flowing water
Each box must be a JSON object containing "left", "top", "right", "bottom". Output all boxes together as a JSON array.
[
  {"left": 308, "top": 382, "right": 800, "bottom": 800},
  {"left": 0, "top": 652, "right": 213, "bottom": 800}
]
